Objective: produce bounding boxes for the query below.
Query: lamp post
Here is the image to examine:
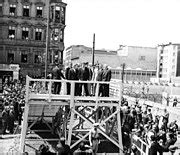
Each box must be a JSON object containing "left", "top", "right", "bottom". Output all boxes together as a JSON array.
[
  {"left": 92, "top": 33, "right": 95, "bottom": 67},
  {"left": 45, "top": 1, "right": 50, "bottom": 78},
  {"left": 121, "top": 63, "right": 125, "bottom": 83}
]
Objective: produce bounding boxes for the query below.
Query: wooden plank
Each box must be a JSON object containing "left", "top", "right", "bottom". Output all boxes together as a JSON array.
[
  {"left": 67, "top": 82, "right": 75, "bottom": 146},
  {"left": 19, "top": 76, "right": 30, "bottom": 153},
  {"left": 117, "top": 80, "right": 123, "bottom": 155}
]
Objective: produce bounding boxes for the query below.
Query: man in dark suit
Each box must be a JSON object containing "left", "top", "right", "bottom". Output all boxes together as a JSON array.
[
  {"left": 148, "top": 134, "right": 168, "bottom": 155},
  {"left": 79, "top": 62, "right": 90, "bottom": 96},
  {"left": 65, "top": 63, "right": 72, "bottom": 95},
  {"left": 102, "top": 64, "right": 111, "bottom": 97},
  {"left": 52, "top": 64, "right": 65, "bottom": 94},
  {"left": 68, "top": 64, "right": 79, "bottom": 96}
]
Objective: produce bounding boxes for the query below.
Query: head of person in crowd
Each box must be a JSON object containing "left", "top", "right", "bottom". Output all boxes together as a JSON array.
[
  {"left": 4, "top": 106, "right": 10, "bottom": 112},
  {"left": 59, "top": 64, "right": 64, "bottom": 70},
  {"left": 98, "top": 64, "right": 103, "bottom": 70},
  {"left": 103, "top": 64, "right": 108, "bottom": 70},
  {"left": 68, "top": 62, "right": 72, "bottom": 68},
  {"left": 85, "top": 62, "right": 89, "bottom": 67},
  {"left": 47, "top": 73, "right": 53, "bottom": 79},
  {"left": 164, "top": 108, "right": 167, "bottom": 113},
  {"left": 131, "top": 144, "right": 137, "bottom": 154},
  {"left": 79, "top": 142, "right": 86, "bottom": 151},
  {"left": 60, "top": 137, "right": 66, "bottom": 146}
]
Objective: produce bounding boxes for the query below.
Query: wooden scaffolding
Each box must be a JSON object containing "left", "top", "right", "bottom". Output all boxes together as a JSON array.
[{"left": 19, "top": 76, "right": 124, "bottom": 154}]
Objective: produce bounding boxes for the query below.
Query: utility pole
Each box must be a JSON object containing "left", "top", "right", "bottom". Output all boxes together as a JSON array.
[
  {"left": 121, "top": 63, "right": 125, "bottom": 83},
  {"left": 45, "top": 1, "right": 50, "bottom": 78},
  {"left": 92, "top": 33, "right": 95, "bottom": 67}
]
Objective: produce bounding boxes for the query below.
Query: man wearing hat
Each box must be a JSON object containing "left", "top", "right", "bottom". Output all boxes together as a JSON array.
[{"left": 89, "top": 123, "right": 100, "bottom": 155}]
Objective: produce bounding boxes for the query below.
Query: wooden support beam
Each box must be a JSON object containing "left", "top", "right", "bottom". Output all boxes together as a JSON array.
[
  {"left": 67, "top": 82, "right": 75, "bottom": 146},
  {"left": 70, "top": 131, "right": 90, "bottom": 149},
  {"left": 117, "top": 81, "right": 124, "bottom": 155},
  {"left": 108, "top": 117, "right": 117, "bottom": 136},
  {"left": 73, "top": 107, "right": 98, "bottom": 130},
  {"left": 100, "top": 109, "right": 120, "bottom": 126},
  {"left": 19, "top": 76, "right": 30, "bottom": 153}
]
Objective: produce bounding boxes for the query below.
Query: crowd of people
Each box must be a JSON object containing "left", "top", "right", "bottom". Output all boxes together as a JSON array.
[
  {"left": 1, "top": 77, "right": 25, "bottom": 135},
  {"left": 120, "top": 98, "right": 179, "bottom": 155}
]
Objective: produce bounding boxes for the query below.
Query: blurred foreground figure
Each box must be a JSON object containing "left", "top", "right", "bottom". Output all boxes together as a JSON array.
[{"left": 89, "top": 123, "right": 100, "bottom": 155}]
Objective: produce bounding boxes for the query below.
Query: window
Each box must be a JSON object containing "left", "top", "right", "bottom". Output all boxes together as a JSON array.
[
  {"left": 8, "top": 26, "right": 15, "bottom": 39},
  {"left": 21, "top": 53, "right": 27, "bottom": 63},
  {"left": 61, "top": 7, "right": 65, "bottom": 24},
  {"left": 36, "top": 6, "right": 42, "bottom": 18},
  {"left": 0, "top": 3, "right": 3, "bottom": 16},
  {"left": 22, "top": 27, "right": 29, "bottom": 40},
  {"left": 60, "top": 29, "right": 63, "bottom": 42},
  {"left": 162, "top": 68, "right": 167, "bottom": 72},
  {"left": 7, "top": 53, "right": 14, "bottom": 63},
  {"left": 139, "top": 56, "right": 145, "bottom": 61},
  {"left": 50, "top": 6, "right": 54, "bottom": 20},
  {"left": 51, "top": 28, "right": 59, "bottom": 41},
  {"left": 34, "top": 54, "right": 41, "bottom": 63},
  {"left": 35, "top": 28, "right": 42, "bottom": 40},
  {"left": 55, "top": 6, "right": 60, "bottom": 22},
  {"left": 9, "top": 4, "right": 16, "bottom": 16},
  {"left": 23, "top": 5, "right": 29, "bottom": 17}
]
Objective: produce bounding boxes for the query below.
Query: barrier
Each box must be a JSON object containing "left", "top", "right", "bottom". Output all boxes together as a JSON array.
[{"left": 131, "top": 134, "right": 149, "bottom": 155}]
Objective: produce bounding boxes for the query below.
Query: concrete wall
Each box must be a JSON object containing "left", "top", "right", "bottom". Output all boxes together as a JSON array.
[{"left": 118, "top": 46, "right": 157, "bottom": 70}]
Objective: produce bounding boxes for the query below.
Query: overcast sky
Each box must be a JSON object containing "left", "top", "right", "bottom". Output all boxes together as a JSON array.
[{"left": 63, "top": 0, "right": 180, "bottom": 50}]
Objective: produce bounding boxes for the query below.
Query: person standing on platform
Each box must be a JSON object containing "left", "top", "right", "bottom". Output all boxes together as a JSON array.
[
  {"left": 89, "top": 123, "right": 100, "bottom": 155},
  {"left": 52, "top": 64, "right": 65, "bottom": 94},
  {"left": 87, "top": 62, "right": 93, "bottom": 96},
  {"left": 75, "top": 63, "right": 81, "bottom": 96},
  {"left": 65, "top": 63, "right": 72, "bottom": 95},
  {"left": 79, "top": 62, "right": 90, "bottom": 96},
  {"left": 95, "top": 64, "right": 104, "bottom": 96},
  {"left": 91, "top": 64, "right": 99, "bottom": 96},
  {"left": 68, "top": 64, "right": 79, "bottom": 96},
  {"left": 102, "top": 64, "right": 111, "bottom": 97}
]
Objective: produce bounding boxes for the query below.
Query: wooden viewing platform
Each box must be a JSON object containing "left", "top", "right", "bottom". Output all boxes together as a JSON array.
[{"left": 19, "top": 76, "right": 124, "bottom": 154}]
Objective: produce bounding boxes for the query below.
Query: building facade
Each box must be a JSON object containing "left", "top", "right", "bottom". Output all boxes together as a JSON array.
[
  {"left": 64, "top": 45, "right": 117, "bottom": 66},
  {"left": 157, "top": 43, "right": 180, "bottom": 83},
  {"left": 117, "top": 45, "right": 157, "bottom": 70},
  {"left": 0, "top": 0, "right": 66, "bottom": 78},
  {"left": 65, "top": 45, "right": 157, "bottom": 82},
  {"left": 111, "top": 68, "right": 156, "bottom": 82}
]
